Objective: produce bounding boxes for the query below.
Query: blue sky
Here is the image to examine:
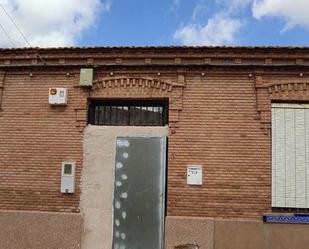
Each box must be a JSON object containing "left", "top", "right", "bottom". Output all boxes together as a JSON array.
[
  {"left": 80, "top": 0, "right": 190, "bottom": 46},
  {"left": 79, "top": 0, "right": 309, "bottom": 46},
  {"left": 1, "top": 0, "right": 309, "bottom": 47}
]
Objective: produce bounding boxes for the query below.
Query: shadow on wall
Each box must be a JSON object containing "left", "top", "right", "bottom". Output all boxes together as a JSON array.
[{"left": 175, "top": 244, "right": 199, "bottom": 249}]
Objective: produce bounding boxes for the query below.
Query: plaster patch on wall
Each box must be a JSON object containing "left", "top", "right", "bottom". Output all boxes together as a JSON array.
[{"left": 80, "top": 125, "right": 168, "bottom": 249}]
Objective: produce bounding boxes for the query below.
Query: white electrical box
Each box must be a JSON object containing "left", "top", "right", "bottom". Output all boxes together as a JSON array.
[
  {"left": 187, "top": 165, "right": 203, "bottom": 185},
  {"left": 61, "top": 161, "right": 75, "bottom": 193},
  {"left": 49, "top": 88, "right": 68, "bottom": 105}
]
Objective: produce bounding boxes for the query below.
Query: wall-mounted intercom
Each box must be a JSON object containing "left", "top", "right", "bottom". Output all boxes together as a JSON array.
[
  {"left": 60, "top": 161, "right": 75, "bottom": 193},
  {"left": 187, "top": 165, "right": 203, "bottom": 185}
]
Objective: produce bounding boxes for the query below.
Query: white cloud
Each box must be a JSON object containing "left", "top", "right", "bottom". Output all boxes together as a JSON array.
[
  {"left": 171, "top": 0, "right": 180, "bottom": 12},
  {"left": 192, "top": 0, "right": 207, "bottom": 21},
  {"left": 192, "top": 0, "right": 250, "bottom": 20},
  {"left": 174, "top": 14, "right": 243, "bottom": 45},
  {"left": 216, "top": 0, "right": 251, "bottom": 12},
  {"left": 252, "top": 0, "right": 309, "bottom": 30},
  {"left": 174, "top": 0, "right": 309, "bottom": 45},
  {"left": 0, "top": 0, "right": 110, "bottom": 48},
  {"left": 174, "top": 0, "right": 245, "bottom": 46}
]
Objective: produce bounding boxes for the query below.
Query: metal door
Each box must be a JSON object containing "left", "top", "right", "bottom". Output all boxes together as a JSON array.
[{"left": 112, "top": 137, "right": 166, "bottom": 249}]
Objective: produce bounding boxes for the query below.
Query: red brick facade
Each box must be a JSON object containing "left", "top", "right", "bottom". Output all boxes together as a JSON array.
[{"left": 0, "top": 47, "right": 309, "bottom": 217}]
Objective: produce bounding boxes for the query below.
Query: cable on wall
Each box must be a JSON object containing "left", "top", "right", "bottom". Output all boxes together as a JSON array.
[
  {"left": 0, "top": 3, "right": 31, "bottom": 47},
  {"left": 0, "top": 22, "right": 15, "bottom": 47},
  {"left": 0, "top": 3, "right": 47, "bottom": 65}
]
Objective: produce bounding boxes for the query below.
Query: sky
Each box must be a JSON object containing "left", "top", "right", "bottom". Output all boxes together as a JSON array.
[{"left": 1, "top": 0, "right": 309, "bottom": 48}]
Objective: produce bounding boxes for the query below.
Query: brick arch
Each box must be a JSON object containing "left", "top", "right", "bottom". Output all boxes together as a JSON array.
[
  {"left": 267, "top": 82, "right": 309, "bottom": 94},
  {"left": 254, "top": 76, "right": 309, "bottom": 134},
  {"left": 75, "top": 76, "right": 186, "bottom": 131},
  {"left": 92, "top": 76, "right": 174, "bottom": 92}
]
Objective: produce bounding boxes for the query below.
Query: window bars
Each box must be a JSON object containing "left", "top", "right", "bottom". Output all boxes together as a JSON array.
[{"left": 88, "top": 99, "right": 168, "bottom": 126}]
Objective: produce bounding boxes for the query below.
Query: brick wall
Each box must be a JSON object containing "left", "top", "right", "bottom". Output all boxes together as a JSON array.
[
  {"left": 0, "top": 47, "right": 308, "bottom": 217},
  {"left": 0, "top": 69, "right": 84, "bottom": 212}
]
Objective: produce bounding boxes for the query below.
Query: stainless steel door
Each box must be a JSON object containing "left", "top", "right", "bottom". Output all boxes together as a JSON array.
[{"left": 112, "top": 137, "right": 166, "bottom": 249}]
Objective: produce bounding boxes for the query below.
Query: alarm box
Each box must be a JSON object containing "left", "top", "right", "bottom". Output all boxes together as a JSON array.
[{"left": 49, "top": 88, "right": 68, "bottom": 105}]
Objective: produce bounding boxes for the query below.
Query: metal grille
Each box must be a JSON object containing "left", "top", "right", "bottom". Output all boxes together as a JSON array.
[{"left": 88, "top": 99, "right": 168, "bottom": 126}]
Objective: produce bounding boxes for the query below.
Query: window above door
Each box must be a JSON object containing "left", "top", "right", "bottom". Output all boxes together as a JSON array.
[{"left": 88, "top": 99, "right": 168, "bottom": 126}]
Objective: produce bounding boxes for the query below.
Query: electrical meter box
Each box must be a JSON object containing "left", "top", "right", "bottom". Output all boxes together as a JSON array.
[
  {"left": 61, "top": 161, "right": 75, "bottom": 193},
  {"left": 48, "top": 88, "right": 68, "bottom": 105},
  {"left": 79, "top": 68, "right": 93, "bottom": 86},
  {"left": 187, "top": 165, "right": 203, "bottom": 185}
]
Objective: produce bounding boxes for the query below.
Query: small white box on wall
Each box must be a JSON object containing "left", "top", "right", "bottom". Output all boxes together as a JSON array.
[
  {"left": 187, "top": 165, "right": 203, "bottom": 185},
  {"left": 49, "top": 88, "right": 68, "bottom": 105},
  {"left": 60, "top": 161, "right": 75, "bottom": 193}
]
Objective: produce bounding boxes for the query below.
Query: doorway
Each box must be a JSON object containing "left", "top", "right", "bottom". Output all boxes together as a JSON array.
[{"left": 112, "top": 137, "right": 167, "bottom": 249}]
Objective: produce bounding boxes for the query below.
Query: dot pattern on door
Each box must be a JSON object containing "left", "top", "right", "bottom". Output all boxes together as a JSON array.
[{"left": 113, "top": 138, "right": 130, "bottom": 249}]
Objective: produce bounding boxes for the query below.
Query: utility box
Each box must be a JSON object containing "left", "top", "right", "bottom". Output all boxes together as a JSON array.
[
  {"left": 79, "top": 68, "right": 93, "bottom": 86},
  {"left": 187, "top": 165, "right": 203, "bottom": 185},
  {"left": 60, "top": 161, "right": 75, "bottom": 193},
  {"left": 49, "top": 88, "right": 68, "bottom": 105}
]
